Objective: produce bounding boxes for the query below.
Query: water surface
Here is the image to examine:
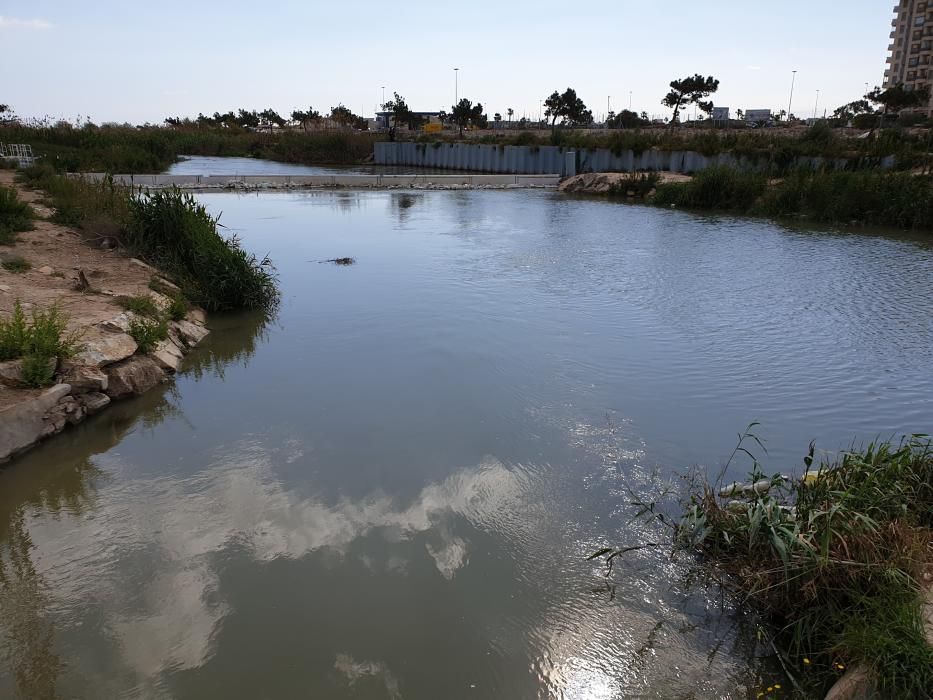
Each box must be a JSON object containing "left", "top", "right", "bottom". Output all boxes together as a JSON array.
[{"left": 2, "top": 184, "right": 932, "bottom": 699}]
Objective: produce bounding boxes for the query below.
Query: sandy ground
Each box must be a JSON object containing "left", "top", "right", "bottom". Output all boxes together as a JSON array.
[{"left": 0, "top": 170, "right": 159, "bottom": 409}]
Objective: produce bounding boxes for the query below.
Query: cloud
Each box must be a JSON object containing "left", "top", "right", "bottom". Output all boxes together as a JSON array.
[{"left": 0, "top": 16, "right": 52, "bottom": 30}]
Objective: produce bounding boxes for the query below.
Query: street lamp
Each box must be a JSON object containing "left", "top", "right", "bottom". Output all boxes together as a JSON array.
[
  {"left": 381, "top": 86, "right": 385, "bottom": 108},
  {"left": 607, "top": 95, "right": 611, "bottom": 123},
  {"left": 787, "top": 70, "right": 797, "bottom": 121},
  {"left": 629, "top": 91, "right": 632, "bottom": 110},
  {"left": 813, "top": 89, "right": 820, "bottom": 119},
  {"left": 454, "top": 68, "right": 459, "bottom": 105}
]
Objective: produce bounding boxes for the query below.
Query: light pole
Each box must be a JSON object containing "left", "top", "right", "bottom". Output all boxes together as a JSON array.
[
  {"left": 787, "top": 70, "right": 797, "bottom": 121},
  {"left": 813, "top": 89, "right": 820, "bottom": 119},
  {"left": 454, "top": 68, "right": 459, "bottom": 106},
  {"left": 629, "top": 91, "right": 632, "bottom": 110},
  {"left": 607, "top": 95, "right": 611, "bottom": 124},
  {"left": 381, "top": 86, "right": 385, "bottom": 108}
]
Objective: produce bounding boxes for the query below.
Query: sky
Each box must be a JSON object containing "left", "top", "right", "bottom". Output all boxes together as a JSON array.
[{"left": 1, "top": 1, "right": 893, "bottom": 125}]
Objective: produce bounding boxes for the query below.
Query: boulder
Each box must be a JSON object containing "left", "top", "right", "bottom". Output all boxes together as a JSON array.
[
  {"left": 0, "top": 357, "right": 57, "bottom": 388},
  {"left": 149, "top": 337, "right": 185, "bottom": 373},
  {"left": 823, "top": 665, "right": 875, "bottom": 700},
  {"left": 0, "top": 384, "right": 72, "bottom": 462},
  {"left": 186, "top": 307, "right": 207, "bottom": 325},
  {"left": 37, "top": 265, "right": 54, "bottom": 275},
  {"left": 105, "top": 356, "right": 165, "bottom": 399},
  {"left": 170, "top": 319, "right": 209, "bottom": 349},
  {"left": 44, "top": 396, "right": 87, "bottom": 431},
  {"left": 99, "top": 312, "right": 134, "bottom": 334},
  {"left": 59, "top": 363, "right": 109, "bottom": 393},
  {"left": 0, "top": 359, "right": 26, "bottom": 388},
  {"left": 77, "top": 391, "right": 110, "bottom": 415},
  {"left": 73, "top": 328, "right": 137, "bottom": 367}
]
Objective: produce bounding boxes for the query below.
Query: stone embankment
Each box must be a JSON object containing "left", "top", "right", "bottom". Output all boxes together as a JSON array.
[
  {"left": 0, "top": 310, "right": 208, "bottom": 462},
  {"left": 0, "top": 170, "right": 209, "bottom": 463}
]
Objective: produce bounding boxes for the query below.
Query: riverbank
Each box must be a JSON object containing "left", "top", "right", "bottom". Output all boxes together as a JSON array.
[
  {"left": 0, "top": 171, "right": 213, "bottom": 462},
  {"left": 564, "top": 167, "right": 933, "bottom": 232}
]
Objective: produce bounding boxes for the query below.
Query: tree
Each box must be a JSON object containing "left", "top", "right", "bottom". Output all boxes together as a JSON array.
[
  {"left": 259, "top": 108, "right": 285, "bottom": 132},
  {"left": 329, "top": 104, "right": 367, "bottom": 130},
  {"left": 543, "top": 88, "right": 593, "bottom": 129},
  {"left": 866, "top": 83, "right": 930, "bottom": 123},
  {"left": 661, "top": 74, "right": 720, "bottom": 124},
  {"left": 381, "top": 93, "right": 411, "bottom": 139},
  {"left": 494, "top": 112, "right": 502, "bottom": 125},
  {"left": 450, "top": 98, "right": 484, "bottom": 136},
  {"left": 237, "top": 109, "right": 260, "bottom": 129},
  {"left": 291, "top": 107, "right": 322, "bottom": 132},
  {"left": 507, "top": 107, "right": 514, "bottom": 124},
  {"left": 606, "top": 109, "right": 648, "bottom": 129},
  {"left": 830, "top": 99, "right": 872, "bottom": 126}
]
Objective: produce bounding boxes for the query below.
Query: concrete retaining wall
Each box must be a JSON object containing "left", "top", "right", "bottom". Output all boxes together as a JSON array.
[
  {"left": 375, "top": 142, "right": 897, "bottom": 175},
  {"left": 73, "top": 173, "right": 560, "bottom": 189}
]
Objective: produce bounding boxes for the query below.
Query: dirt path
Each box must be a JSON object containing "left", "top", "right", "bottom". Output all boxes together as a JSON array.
[{"left": 0, "top": 171, "right": 162, "bottom": 410}]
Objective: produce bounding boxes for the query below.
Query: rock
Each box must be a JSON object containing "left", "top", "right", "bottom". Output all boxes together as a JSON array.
[
  {"left": 37, "top": 265, "right": 54, "bottom": 275},
  {"left": 59, "top": 363, "right": 109, "bottom": 393},
  {"left": 742, "top": 479, "right": 772, "bottom": 496},
  {"left": 719, "top": 482, "right": 742, "bottom": 498},
  {"left": 129, "top": 258, "right": 157, "bottom": 273},
  {"left": 823, "top": 664, "right": 875, "bottom": 700},
  {"left": 77, "top": 391, "right": 110, "bottom": 415},
  {"left": 152, "top": 276, "right": 181, "bottom": 292},
  {"left": 0, "top": 359, "right": 26, "bottom": 388},
  {"left": 105, "top": 356, "right": 165, "bottom": 399},
  {"left": 0, "top": 284, "right": 10, "bottom": 293},
  {"left": 99, "top": 313, "right": 133, "bottom": 334},
  {"left": 0, "top": 357, "right": 56, "bottom": 388},
  {"left": 0, "top": 384, "right": 72, "bottom": 462},
  {"left": 73, "top": 328, "right": 137, "bottom": 367},
  {"left": 45, "top": 396, "right": 87, "bottom": 428},
  {"left": 186, "top": 308, "right": 207, "bottom": 325},
  {"left": 149, "top": 338, "right": 185, "bottom": 372},
  {"left": 147, "top": 291, "right": 172, "bottom": 311},
  {"left": 170, "top": 319, "right": 209, "bottom": 349},
  {"left": 726, "top": 500, "right": 748, "bottom": 514}
]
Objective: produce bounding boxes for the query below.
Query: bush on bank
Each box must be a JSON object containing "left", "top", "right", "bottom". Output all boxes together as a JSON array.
[
  {"left": 3, "top": 124, "right": 381, "bottom": 173},
  {"left": 16, "top": 166, "right": 278, "bottom": 312},
  {"left": 652, "top": 167, "right": 933, "bottom": 230}
]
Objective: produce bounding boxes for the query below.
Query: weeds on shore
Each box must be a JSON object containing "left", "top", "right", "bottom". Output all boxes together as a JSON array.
[
  {"left": 1, "top": 255, "right": 31, "bottom": 273},
  {"left": 606, "top": 172, "right": 661, "bottom": 198},
  {"left": 595, "top": 429, "right": 933, "bottom": 697},
  {"left": 0, "top": 301, "right": 81, "bottom": 386},
  {"left": 652, "top": 166, "right": 933, "bottom": 230},
  {"left": 114, "top": 294, "right": 160, "bottom": 318},
  {"left": 128, "top": 316, "right": 168, "bottom": 353},
  {"left": 0, "top": 185, "right": 35, "bottom": 244},
  {"left": 128, "top": 189, "right": 278, "bottom": 312}
]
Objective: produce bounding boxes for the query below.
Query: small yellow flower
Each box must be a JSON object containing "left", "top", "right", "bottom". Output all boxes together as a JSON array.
[
  {"left": 803, "top": 658, "right": 811, "bottom": 665},
  {"left": 757, "top": 693, "right": 764, "bottom": 699},
  {"left": 835, "top": 663, "right": 846, "bottom": 670},
  {"left": 774, "top": 684, "right": 782, "bottom": 690}
]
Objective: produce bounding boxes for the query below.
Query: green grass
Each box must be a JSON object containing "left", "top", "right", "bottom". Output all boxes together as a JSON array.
[
  {"left": 653, "top": 166, "right": 767, "bottom": 210},
  {"left": 128, "top": 316, "right": 168, "bottom": 353},
  {"left": 0, "top": 185, "right": 35, "bottom": 244},
  {"left": 3, "top": 124, "right": 381, "bottom": 173},
  {"left": 1, "top": 255, "right": 31, "bottom": 273},
  {"left": 606, "top": 172, "right": 661, "bottom": 199},
  {"left": 0, "top": 301, "right": 81, "bottom": 386},
  {"left": 113, "top": 294, "right": 160, "bottom": 318},
  {"left": 127, "top": 188, "right": 278, "bottom": 312},
  {"left": 676, "top": 432, "right": 933, "bottom": 697},
  {"left": 17, "top": 168, "right": 277, "bottom": 313},
  {"left": 651, "top": 166, "right": 933, "bottom": 230}
]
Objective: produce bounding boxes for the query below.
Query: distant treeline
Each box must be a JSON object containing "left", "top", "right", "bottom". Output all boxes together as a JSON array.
[{"left": 1, "top": 123, "right": 383, "bottom": 173}]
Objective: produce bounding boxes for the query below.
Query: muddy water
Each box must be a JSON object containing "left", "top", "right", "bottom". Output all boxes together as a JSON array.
[{"left": 2, "top": 185, "right": 932, "bottom": 699}]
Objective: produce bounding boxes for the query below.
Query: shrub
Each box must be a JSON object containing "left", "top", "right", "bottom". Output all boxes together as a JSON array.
[
  {"left": 0, "top": 301, "right": 81, "bottom": 386},
  {"left": 114, "top": 294, "right": 160, "bottom": 318},
  {"left": 678, "top": 434, "right": 933, "bottom": 697},
  {"left": 653, "top": 166, "right": 766, "bottom": 210},
  {"left": 128, "top": 315, "right": 168, "bottom": 353},
  {"left": 1, "top": 255, "right": 31, "bottom": 273},
  {"left": 0, "top": 185, "right": 35, "bottom": 237},
  {"left": 127, "top": 188, "right": 278, "bottom": 312},
  {"left": 606, "top": 172, "right": 661, "bottom": 199},
  {"left": 166, "top": 293, "right": 189, "bottom": 321}
]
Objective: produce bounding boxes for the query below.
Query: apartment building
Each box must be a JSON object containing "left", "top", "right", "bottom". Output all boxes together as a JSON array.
[{"left": 885, "top": 0, "right": 933, "bottom": 113}]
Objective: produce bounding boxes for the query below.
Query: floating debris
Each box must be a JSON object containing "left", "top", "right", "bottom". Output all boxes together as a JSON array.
[{"left": 318, "top": 257, "right": 355, "bottom": 266}]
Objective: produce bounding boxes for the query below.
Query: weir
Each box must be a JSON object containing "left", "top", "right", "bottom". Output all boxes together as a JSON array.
[{"left": 70, "top": 173, "right": 561, "bottom": 189}]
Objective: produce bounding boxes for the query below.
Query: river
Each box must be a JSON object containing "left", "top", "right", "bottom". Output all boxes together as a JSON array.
[{"left": 2, "top": 159, "right": 932, "bottom": 699}]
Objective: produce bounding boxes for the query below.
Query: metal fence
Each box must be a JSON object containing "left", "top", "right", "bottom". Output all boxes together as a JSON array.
[{"left": 0, "top": 143, "right": 34, "bottom": 166}]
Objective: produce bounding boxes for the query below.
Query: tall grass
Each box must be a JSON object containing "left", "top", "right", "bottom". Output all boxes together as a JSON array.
[
  {"left": 127, "top": 189, "right": 278, "bottom": 312},
  {"left": 652, "top": 166, "right": 933, "bottom": 230},
  {"left": 676, "top": 433, "right": 933, "bottom": 697},
  {"left": 652, "top": 166, "right": 767, "bottom": 210},
  {"left": 3, "top": 124, "right": 381, "bottom": 173}
]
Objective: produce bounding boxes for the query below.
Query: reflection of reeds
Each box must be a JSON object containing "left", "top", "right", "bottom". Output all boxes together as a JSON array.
[
  {"left": 181, "top": 309, "right": 273, "bottom": 381},
  {"left": 0, "top": 508, "right": 64, "bottom": 700}
]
